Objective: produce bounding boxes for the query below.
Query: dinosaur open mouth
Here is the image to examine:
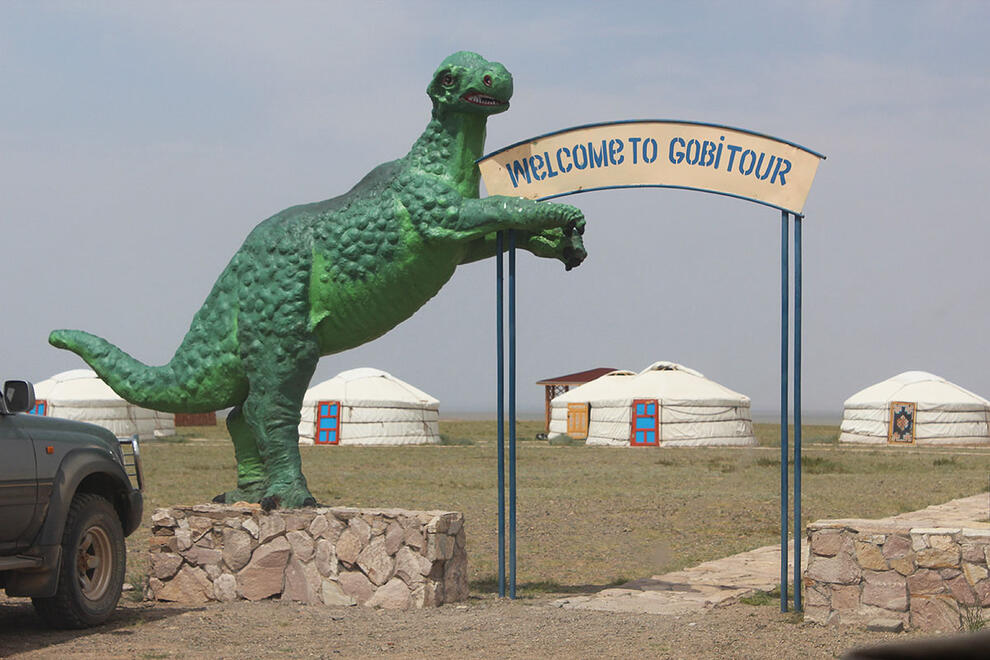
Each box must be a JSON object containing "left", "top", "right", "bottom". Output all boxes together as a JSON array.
[{"left": 462, "top": 92, "right": 507, "bottom": 107}]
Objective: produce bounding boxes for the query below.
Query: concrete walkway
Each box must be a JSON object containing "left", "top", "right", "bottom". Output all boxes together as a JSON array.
[{"left": 554, "top": 493, "right": 988, "bottom": 615}]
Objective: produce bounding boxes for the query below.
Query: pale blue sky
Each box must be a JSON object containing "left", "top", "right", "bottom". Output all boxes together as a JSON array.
[{"left": 3, "top": 1, "right": 989, "bottom": 417}]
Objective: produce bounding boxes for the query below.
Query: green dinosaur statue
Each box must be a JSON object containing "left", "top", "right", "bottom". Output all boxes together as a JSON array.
[{"left": 50, "top": 51, "right": 586, "bottom": 509}]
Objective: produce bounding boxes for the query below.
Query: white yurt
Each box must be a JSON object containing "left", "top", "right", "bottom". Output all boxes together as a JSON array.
[
  {"left": 298, "top": 368, "right": 440, "bottom": 446},
  {"left": 548, "top": 361, "right": 756, "bottom": 447},
  {"left": 31, "top": 369, "right": 175, "bottom": 440},
  {"left": 839, "top": 371, "right": 990, "bottom": 446}
]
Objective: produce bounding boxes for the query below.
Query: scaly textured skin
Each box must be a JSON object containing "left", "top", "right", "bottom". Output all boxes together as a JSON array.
[{"left": 50, "top": 51, "right": 587, "bottom": 508}]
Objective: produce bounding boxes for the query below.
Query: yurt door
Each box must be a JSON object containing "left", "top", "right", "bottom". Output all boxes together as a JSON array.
[
  {"left": 630, "top": 399, "right": 659, "bottom": 446},
  {"left": 315, "top": 400, "right": 340, "bottom": 445},
  {"left": 566, "top": 403, "right": 589, "bottom": 439}
]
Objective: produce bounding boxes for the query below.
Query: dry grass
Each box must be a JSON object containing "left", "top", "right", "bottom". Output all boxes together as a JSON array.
[{"left": 129, "top": 421, "right": 990, "bottom": 597}]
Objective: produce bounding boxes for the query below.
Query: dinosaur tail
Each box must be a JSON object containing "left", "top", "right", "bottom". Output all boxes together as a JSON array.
[{"left": 49, "top": 274, "right": 247, "bottom": 414}]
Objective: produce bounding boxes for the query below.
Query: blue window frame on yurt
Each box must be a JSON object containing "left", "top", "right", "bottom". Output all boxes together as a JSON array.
[
  {"left": 630, "top": 399, "right": 659, "bottom": 446},
  {"left": 29, "top": 399, "right": 47, "bottom": 416},
  {"left": 315, "top": 400, "right": 340, "bottom": 445}
]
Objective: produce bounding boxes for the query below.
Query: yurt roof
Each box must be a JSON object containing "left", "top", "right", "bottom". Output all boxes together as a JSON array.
[
  {"left": 34, "top": 369, "right": 130, "bottom": 407},
  {"left": 844, "top": 371, "right": 990, "bottom": 409},
  {"left": 555, "top": 362, "right": 749, "bottom": 407},
  {"left": 303, "top": 368, "right": 439, "bottom": 408}
]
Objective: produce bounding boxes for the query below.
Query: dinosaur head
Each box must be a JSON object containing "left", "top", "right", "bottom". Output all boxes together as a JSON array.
[{"left": 427, "top": 51, "right": 512, "bottom": 118}]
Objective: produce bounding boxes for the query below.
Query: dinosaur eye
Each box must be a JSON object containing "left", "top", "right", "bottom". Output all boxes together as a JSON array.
[
  {"left": 483, "top": 75, "right": 492, "bottom": 87},
  {"left": 441, "top": 74, "right": 454, "bottom": 87}
]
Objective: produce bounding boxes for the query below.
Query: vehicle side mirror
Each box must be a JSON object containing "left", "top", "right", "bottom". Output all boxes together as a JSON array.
[{"left": 3, "top": 380, "right": 36, "bottom": 414}]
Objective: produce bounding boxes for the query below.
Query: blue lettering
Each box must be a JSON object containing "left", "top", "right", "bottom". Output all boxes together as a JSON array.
[
  {"left": 557, "top": 147, "right": 572, "bottom": 174},
  {"left": 643, "top": 138, "right": 658, "bottom": 163},
  {"left": 543, "top": 151, "right": 559, "bottom": 178},
  {"left": 714, "top": 137, "right": 725, "bottom": 169},
  {"left": 529, "top": 154, "right": 546, "bottom": 181},
  {"left": 685, "top": 139, "right": 701, "bottom": 165},
  {"left": 668, "top": 137, "right": 685, "bottom": 164},
  {"left": 608, "top": 139, "right": 624, "bottom": 165},
  {"left": 628, "top": 137, "right": 641, "bottom": 164},
  {"left": 699, "top": 140, "right": 717, "bottom": 167},
  {"left": 738, "top": 149, "right": 756, "bottom": 175},
  {"left": 725, "top": 144, "right": 742, "bottom": 171},
  {"left": 589, "top": 140, "right": 607, "bottom": 168},
  {"left": 755, "top": 153, "right": 776, "bottom": 181},
  {"left": 507, "top": 158, "right": 531, "bottom": 187},
  {"left": 771, "top": 158, "right": 791, "bottom": 185},
  {"left": 573, "top": 143, "right": 588, "bottom": 169}
]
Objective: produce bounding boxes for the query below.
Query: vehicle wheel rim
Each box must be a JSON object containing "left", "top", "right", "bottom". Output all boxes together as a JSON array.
[{"left": 76, "top": 525, "right": 113, "bottom": 601}]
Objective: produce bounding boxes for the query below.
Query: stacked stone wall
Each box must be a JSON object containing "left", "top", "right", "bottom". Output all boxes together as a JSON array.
[
  {"left": 146, "top": 504, "right": 467, "bottom": 609},
  {"left": 805, "top": 521, "right": 990, "bottom": 632}
]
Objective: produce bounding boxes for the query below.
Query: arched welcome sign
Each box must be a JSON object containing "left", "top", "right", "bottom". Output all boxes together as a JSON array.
[
  {"left": 480, "top": 120, "right": 824, "bottom": 612},
  {"left": 479, "top": 120, "right": 823, "bottom": 214}
]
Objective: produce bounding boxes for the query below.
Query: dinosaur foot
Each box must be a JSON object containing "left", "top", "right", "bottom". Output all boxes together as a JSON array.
[
  {"left": 260, "top": 481, "right": 318, "bottom": 509},
  {"left": 212, "top": 482, "right": 267, "bottom": 506}
]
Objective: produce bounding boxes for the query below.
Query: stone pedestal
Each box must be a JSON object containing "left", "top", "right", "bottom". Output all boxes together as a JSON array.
[
  {"left": 146, "top": 504, "right": 467, "bottom": 609},
  {"left": 804, "top": 520, "right": 990, "bottom": 632}
]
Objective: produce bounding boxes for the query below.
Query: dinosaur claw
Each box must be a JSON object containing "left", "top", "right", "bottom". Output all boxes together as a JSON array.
[
  {"left": 260, "top": 495, "right": 279, "bottom": 511},
  {"left": 212, "top": 492, "right": 227, "bottom": 504}
]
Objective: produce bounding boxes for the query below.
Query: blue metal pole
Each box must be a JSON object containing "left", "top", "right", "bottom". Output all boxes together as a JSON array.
[
  {"left": 496, "top": 231, "right": 505, "bottom": 598},
  {"left": 793, "top": 215, "right": 803, "bottom": 611},
  {"left": 780, "top": 210, "right": 789, "bottom": 612},
  {"left": 508, "top": 229, "right": 517, "bottom": 599}
]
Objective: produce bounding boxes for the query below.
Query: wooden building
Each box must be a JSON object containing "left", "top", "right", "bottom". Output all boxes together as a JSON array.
[{"left": 535, "top": 367, "right": 618, "bottom": 433}]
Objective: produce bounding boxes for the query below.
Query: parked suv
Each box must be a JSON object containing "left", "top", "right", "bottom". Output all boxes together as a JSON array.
[{"left": 0, "top": 379, "right": 143, "bottom": 628}]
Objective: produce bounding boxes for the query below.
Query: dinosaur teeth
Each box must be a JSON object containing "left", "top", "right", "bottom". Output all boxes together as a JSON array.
[{"left": 463, "top": 93, "right": 504, "bottom": 106}]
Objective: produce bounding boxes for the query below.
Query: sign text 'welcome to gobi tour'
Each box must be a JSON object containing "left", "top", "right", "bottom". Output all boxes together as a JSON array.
[{"left": 478, "top": 120, "right": 824, "bottom": 215}]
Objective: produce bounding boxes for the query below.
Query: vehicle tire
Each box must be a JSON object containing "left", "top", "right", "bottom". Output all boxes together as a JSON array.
[{"left": 32, "top": 493, "right": 126, "bottom": 628}]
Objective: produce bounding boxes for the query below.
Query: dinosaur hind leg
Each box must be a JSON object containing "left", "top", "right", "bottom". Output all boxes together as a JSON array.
[
  {"left": 212, "top": 406, "right": 267, "bottom": 504},
  {"left": 239, "top": 332, "right": 320, "bottom": 510}
]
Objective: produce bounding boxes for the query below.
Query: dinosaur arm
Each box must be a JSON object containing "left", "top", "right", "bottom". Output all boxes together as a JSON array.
[
  {"left": 459, "top": 227, "right": 587, "bottom": 270},
  {"left": 447, "top": 195, "right": 585, "bottom": 240}
]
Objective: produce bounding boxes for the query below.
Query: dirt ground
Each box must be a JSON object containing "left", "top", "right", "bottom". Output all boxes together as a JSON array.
[{"left": 0, "top": 592, "right": 931, "bottom": 659}]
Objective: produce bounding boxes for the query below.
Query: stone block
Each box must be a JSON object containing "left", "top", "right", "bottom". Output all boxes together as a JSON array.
[
  {"left": 974, "top": 579, "right": 990, "bottom": 606},
  {"left": 258, "top": 512, "right": 286, "bottom": 544},
  {"left": 151, "top": 552, "right": 183, "bottom": 580},
  {"left": 321, "top": 579, "right": 356, "bottom": 606},
  {"left": 157, "top": 565, "right": 212, "bottom": 604},
  {"left": 151, "top": 510, "right": 176, "bottom": 528},
  {"left": 385, "top": 521, "right": 404, "bottom": 556},
  {"left": 831, "top": 584, "right": 860, "bottom": 611},
  {"left": 222, "top": 528, "right": 254, "bottom": 572},
  {"left": 907, "top": 569, "right": 946, "bottom": 595},
  {"left": 308, "top": 514, "right": 330, "bottom": 539},
  {"left": 963, "top": 562, "right": 988, "bottom": 586},
  {"left": 338, "top": 570, "right": 374, "bottom": 606},
  {"left": 315, "top": 539, "right": 338, "bottom": 578},
  {"left": 404, "top": 527, "right": 425, "bottom": 550},
  {"left": 910, "top": 595, "right": 961, "bottom": 633},
  {"left": 866, "top": 618, "right": 904, "bottom": 633},
  {"left": 366, "top": 577, "right": 411, "bottom": 610},
  {"left": 806, "top": 553, "right": 862, "bottom": 585},
  {"left": 425, "top": 533, "right": 455, "bottom": 562},
  {"left": 282, "top": 557, "right": 322, "bottom": 605},
  {"left": 357, "top": 537, "right": 395, "bottom": 586},
  {"left": 335, "top": 529, "right": 365, "bottom": 567},
  {"left": 348, "top": 517, "right": 372, "bottom": 544},
  {"left": 855, "top": 541, "right": 889, "bottom": 571},
  {"left": 882, "top": 534, "right": 913, "bottom": 560},
  {"left": 888, "top": 556, "right": 916, "bottom": 576},
  {"left": 916, "top": 546, "right": 961, "bottom": 569},
  {"left": 237, "top": 536, "right": 291, "bottom": 601},
  {"left": 946, "top": 574, "right": 976, "bottom": 606},
  {"left": 242, "top": 518, "right": 260, "bottom": 539},
  {"left": 175, "top": 528, "right": 193, "bottom": 551},
  {"left": 394, "top": 546, "right": 431, "bottom": 584},
  {"left": 214, "top": 573, "right": 237, "bottom": 602},
  {"left": 182, "top": 545, "right": 222, "bottom": 568},
  {"left": 810, "top": 530, "right": 844, "bottom": 557},
  {"left": 862, "top": 570, "right": 907, "bottom": 611},
  {"left": 282, "top": 512, "right": 311, "bottom": 532},
  {"left": 286, "top": 530, "right": 315, "bottom": 563},
  {"left": 443, "top": 550, "right": 469, "bottom": 602}
]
